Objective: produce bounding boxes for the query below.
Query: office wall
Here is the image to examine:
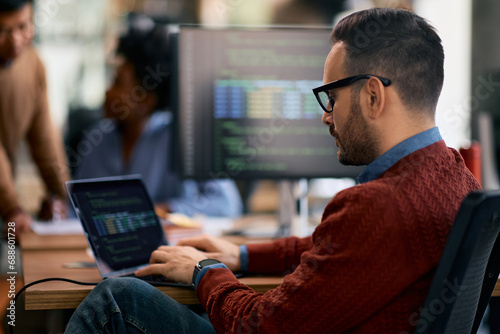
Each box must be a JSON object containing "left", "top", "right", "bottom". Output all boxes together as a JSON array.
[{"left": 415, "top": 0, "right": 473, "bottom": 150}]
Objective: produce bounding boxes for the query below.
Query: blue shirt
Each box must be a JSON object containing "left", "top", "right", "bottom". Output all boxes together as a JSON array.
[
  {"left": 74, "top": 112, "right": 243, "bottom": 218},
  {"left": 357, "top": 127, "right": 443, "bottom": 184}
]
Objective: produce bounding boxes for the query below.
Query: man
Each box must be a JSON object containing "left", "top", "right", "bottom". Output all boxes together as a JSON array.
[
  {"left": 0, "top": 0, "right": 70, "bottom": 233},
  {"left": 64, "top": 8, "right": 480, "bottom": 333},
  {"left": 72, "top": 16, "right": 242, "bottom": 217}
]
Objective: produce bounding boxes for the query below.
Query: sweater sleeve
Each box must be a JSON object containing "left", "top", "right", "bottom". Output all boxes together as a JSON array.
[
  {"left": 197, "top": 185, "right": 426, "bottom": 333},
  {"left": 25, "top": 54, "right": 69, "bottom": 199},
  {"left": 246, "top": 236, "right": 313, "bottom": 274}
]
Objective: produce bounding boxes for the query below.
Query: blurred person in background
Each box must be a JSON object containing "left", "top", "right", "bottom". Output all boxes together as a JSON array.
[
  {"left": 73, "top": 15, "right": 242, "bottom": 218},
  {"left": 0, "top": 0, "right": 70, "bottom": 236}
]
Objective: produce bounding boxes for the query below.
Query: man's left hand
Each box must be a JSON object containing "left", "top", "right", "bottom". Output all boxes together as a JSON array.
[{"left": 134, "top": 246, "right": 208, "bottom": 284}]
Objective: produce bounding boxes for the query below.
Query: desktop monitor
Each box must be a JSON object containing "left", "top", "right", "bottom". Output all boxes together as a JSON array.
[{"left": 174, "top": 26, "right": 364, "bottom": 180}]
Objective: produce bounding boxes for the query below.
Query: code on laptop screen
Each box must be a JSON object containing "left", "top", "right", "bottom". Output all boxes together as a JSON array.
[{"left": 70, "top": 178, "right": 167, "bottom": 274}]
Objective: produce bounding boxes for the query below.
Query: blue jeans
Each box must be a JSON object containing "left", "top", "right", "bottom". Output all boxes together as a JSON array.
[{"left": 64, "top": 277, "right": 216, "bottom": 334}]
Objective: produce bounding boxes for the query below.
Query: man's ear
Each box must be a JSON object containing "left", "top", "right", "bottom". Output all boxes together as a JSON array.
[{"left": 361, "top": 77, "right": 386, "bottom": 120}]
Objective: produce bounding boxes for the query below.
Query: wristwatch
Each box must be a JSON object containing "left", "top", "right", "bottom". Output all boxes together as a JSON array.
[{"left": 192, "top": 259, "right": 221, "bottom": 287}]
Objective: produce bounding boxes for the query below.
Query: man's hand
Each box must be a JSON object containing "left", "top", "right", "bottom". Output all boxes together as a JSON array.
[
  {"left": 135, "top": 245, "right": 208, "bottom": 284},
  {"left": 176, "top": 234, "right": 242, "bottom": 272},
  {"left": 4, "top": 211, "right": 32, "bottom": 236},
  {"left": 134, "top": 235, "right": 242, "bottom": 284}
]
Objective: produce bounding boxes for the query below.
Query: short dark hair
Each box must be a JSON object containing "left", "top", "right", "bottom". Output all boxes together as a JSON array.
[
  {"left": 116, "top": 15, "right": 171, "bottom": 110},
  {"left": 331, "top": 8, "right": 444, "bottom": 114},
  {"left": 0, "top": 0, "right": 33, "bottom": 12}
]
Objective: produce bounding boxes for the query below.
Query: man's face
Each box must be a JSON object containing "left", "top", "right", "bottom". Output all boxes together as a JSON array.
[
  {"left": 321, "top": 43, "right": 379, "bottom": 166},
  {"left": 104, "top": 61, "right": 139, "bottom": 122},
  {"left": 0, "top": 3, "right": 34, "bottom": 64},
  {"left": 104, "top": 60, "right": 155, "bottom": 126}
]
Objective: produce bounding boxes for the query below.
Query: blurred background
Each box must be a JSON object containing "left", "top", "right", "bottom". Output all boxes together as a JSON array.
[
  {"left": 14, "top": 0, "right": 500, "bottom": 213},
  {"left": 5, "top": 0, "right": 500, "bottom": 332}
]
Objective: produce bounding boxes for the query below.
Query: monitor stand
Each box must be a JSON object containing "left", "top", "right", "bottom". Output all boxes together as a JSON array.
[{"left": 276, "top": 179, "right": 309, "bottom": 237}]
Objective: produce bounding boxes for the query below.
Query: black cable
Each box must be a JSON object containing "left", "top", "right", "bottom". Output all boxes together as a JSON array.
[{"left": 8, "top": 278, "right": 99, "bottom": 334}]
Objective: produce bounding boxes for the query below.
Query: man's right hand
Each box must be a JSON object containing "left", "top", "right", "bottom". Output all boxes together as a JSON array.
[{"left": 176, "top": 234, "right": 242, "bottom": 272}]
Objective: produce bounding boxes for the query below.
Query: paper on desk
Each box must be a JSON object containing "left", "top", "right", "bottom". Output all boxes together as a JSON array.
[
  {"left": 198, "top": 216, "right": 235, "bottom": 237},
  {"left": 31, "top": 218, "right": 84, "bottom": 235}
]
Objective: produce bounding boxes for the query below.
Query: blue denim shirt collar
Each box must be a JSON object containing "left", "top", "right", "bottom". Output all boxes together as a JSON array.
[{"left": 357, "top": 127, "right": 442, "bottom": 184}]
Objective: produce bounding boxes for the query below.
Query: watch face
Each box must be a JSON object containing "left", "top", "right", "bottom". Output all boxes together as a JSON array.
[
  {"left": 193, "top": 259, "right": 222, "bottom": 287},
  {"left": 199, "top": 259, "right": 221, "bottom": 268}
]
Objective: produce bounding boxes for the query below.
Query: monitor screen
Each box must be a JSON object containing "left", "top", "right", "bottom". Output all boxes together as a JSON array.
[{"left": 175, "top": 26, "right": 364, "bottom": 179}]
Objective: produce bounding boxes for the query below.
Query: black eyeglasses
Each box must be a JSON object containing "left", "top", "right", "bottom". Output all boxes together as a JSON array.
[{"left": 312, "top": 75, "right": 392, "bottom": 113}]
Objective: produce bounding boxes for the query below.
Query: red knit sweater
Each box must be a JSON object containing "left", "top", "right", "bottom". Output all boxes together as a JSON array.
[{"left": 197, "top": 140, "right": 481, "bottom": 333}]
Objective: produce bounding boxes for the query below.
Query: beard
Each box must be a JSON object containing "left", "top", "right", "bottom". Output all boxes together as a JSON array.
[{"left": 330, "top": 93, "right": 379, "bottom": 166}]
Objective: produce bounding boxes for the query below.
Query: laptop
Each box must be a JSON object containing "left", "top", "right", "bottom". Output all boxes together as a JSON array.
[{"left": 65, "top": 175, "right": 191, "bottom": 287}]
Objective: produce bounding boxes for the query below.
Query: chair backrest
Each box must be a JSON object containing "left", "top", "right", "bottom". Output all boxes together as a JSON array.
[{"left": 415, "top": 190, "right": 500, "bottom": 334}]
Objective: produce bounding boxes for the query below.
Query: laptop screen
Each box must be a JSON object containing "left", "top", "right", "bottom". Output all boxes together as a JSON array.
[{"left": 66, "top": 176, "right": 167, "bottom": 277}]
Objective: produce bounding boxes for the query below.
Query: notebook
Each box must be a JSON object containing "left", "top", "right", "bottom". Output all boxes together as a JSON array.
[{"left": 65, "top": 175, "right": 191, "bottom": 287}]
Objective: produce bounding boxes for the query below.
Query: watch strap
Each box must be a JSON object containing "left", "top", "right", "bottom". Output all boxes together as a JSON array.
[{"left": 192, "top": 259, "right": 222, "bottom": 288}]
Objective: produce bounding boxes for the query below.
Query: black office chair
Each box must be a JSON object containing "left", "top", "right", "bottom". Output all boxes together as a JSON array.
[{"left": 414, "top": 190, "right": 500, "bottom": 333}]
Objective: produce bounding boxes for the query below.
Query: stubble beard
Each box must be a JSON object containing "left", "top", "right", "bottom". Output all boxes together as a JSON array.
[{"left": 330, "top": 95, "right": 379, "bottom": 166}]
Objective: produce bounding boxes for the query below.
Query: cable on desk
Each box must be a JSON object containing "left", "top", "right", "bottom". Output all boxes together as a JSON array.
[{"left": 9, "top": 278, "right": 99, "bottom": 334}]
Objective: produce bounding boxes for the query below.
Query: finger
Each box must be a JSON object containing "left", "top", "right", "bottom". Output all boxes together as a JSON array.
[
  {"left": 156, "top": 245, "right": 192, "bottom": 254},
  {"left": 135, "top": 264, "right": 165, "bottom": 277},
  {"left": 176, "top": 234, "right": 213, "bottom": 250},
  {"left": 157, "top": 245, "right": 172, "bottom": 252},
  {"left": 149, "top": 250, "right": 169, "bottom": 264},
  {"left": 176, "top": 234, "right": 207, "bottom": 246}
]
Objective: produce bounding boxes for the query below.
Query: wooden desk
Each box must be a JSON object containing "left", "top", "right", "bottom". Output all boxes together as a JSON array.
[
  {"left": 21, "top": 247, "right": 282, "bottom": 311},
  {"left": 20, "top": 214, "right": 280, "bottom": 251},
  {"left": 493, "top": 282, "right": 500, "bottom": 297},
  {"left": 21, "top": 225, "right": 500, "bottom": 310},
  {"left": 20, "top": 231, "right": 88, "bottom": 251}
]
